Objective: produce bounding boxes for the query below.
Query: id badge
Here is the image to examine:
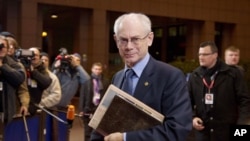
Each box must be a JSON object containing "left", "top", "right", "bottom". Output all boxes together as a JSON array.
[
  {"left": 205, "top": 93, "right": 214, "bottom": 104},
  {"left": 31, "top": 79, "right": 37, "bottom": 88},
  {"left": 93, "top": 93, "right": 100, "bottom": 101},
  {"left": 0, "top": 82, "right": 2, "bottom": 91},
  {"left": 28, "top": 78, "right": 32, "bottom": 86}
]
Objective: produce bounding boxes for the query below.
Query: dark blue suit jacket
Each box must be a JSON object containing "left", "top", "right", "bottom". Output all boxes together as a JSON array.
[{"left": 91, "top": 56, "right": 192, "bottom": 141}]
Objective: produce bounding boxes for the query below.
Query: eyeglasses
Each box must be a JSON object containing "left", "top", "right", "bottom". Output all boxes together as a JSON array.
[
  {"left": 198, "top": 53, "right": 214, "bottom": 56},
  {"left": 116, "top": 33, "right": 150, "bottom": 46}
]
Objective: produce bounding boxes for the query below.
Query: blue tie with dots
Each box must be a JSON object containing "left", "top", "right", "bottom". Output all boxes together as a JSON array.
[{"left": 121, "top": 69, "right": 135, "bottom": 95}]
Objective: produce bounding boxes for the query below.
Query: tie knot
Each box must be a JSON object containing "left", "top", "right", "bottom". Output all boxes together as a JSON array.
[{"left": 125, "top": 69, "right": 135, "bottom": 78}]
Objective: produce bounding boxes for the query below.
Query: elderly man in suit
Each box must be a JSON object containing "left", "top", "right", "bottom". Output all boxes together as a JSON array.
[{"left": 90, "top": 12, "right": 192, "bottom": 141}]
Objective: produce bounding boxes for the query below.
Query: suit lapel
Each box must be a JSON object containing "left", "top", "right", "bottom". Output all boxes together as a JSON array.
[
  {"left": 112, "top": 70, "right": 125, "bottom": 89},
  {"left": 133, "top": 57, "right": 154, "bottom": 100}
]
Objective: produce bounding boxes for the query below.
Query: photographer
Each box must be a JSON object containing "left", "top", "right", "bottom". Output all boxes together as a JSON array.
[
  {"left": 40, "top": 52, "right": 61, "bottom": 108},
  {"left": 0, "top": 36, "right": 27, "bottom": 137},
  {"left": 40, "top": 52, "right": 62, "bottom": 141},
  {"left": 52, "top": 51, "right": 89, "bottom": 141},
  {"left": 53, "top": 52, "right": 90, "bottom": 108},
  {"left": 0, "top": 32, "right": 30, "bottom": 116},
  {"left": 0, "top": 31, "right": 30, "bottom": 115},
  {"left": 26, "top": 47, "right": 52, "bottom": 115}
]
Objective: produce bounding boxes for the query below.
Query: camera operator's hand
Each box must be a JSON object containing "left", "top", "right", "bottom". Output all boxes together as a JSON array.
[
  {"left": 19, "top": 105, "right": 28, "bottom": 116},
  {"left": 70, "top": 55, "right": 81, "bottom": 67},
  {"left": 54, "top": 59, "right": 61, "bottom": 68}
]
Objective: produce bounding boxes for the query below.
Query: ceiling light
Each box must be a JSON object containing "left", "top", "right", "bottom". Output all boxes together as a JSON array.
[
  {"left": 42, "top": 31, "right": 47, "bottom": 37},
  {"left": 51, "top": 14, "right": 58, "bottom": 19}
]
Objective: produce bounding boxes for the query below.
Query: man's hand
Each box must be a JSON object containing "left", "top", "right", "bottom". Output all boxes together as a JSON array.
[
  {"left": 70, "top": 55, "right": 80, "bottom": 67},
  {"left": 19, "top": 106, "right": 28, "bottom": 116},
  {"left": 54, "top": 60, "right": 61, "bottom": 68},
  {"left": 104, "top": 132, "right": 123, "bottom": 141},
  {"left": 193, "top": 117, "right": 205, "bottom": 131}
]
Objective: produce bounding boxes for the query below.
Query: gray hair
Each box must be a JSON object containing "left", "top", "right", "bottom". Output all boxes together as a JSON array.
[{"left": 113, "top": 13, "right": 152, "bottom": 34}]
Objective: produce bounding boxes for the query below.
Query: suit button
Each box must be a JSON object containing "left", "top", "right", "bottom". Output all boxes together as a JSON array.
[
  {"left": 210, "top": 129, "right": 214, "bottom": 132},
  {"left": 210, "top": 117, "right": 213, "bottom": 120}
]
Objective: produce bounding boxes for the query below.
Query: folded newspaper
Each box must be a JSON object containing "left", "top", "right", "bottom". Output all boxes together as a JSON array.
[{"left": 88, "top": 84, "right": 165, "bottom": 136}]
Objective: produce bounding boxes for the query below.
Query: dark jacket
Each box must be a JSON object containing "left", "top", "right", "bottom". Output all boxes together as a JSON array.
[
  {"left": 0, "top": 56, "right": 25, "bottom": 123},
  {"left": 188, "top": 59, "right": 250, "bottom": 141},
  {"left": 54, "top": 66, "right": 90, "bottom": 107},
  {"left": 79, "top": 75, "right": 110, "bottom": 114},
  {"left": 27, "top": 62, "right": 52, "bottom": 115}
]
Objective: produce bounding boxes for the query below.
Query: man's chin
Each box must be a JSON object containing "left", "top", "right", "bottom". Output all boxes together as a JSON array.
[{"left": 125, "top": 59, "right": 136, "bottom": 67}]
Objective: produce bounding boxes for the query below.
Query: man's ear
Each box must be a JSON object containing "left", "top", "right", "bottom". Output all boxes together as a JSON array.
[
  {"left": 113, "top": 34, "right": 117, "bottom": 42},
  {"left": 147, "top": 32, "right": 154, "bottom": 46}
]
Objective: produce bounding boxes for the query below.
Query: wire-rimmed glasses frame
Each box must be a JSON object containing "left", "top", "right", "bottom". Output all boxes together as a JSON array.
[
  {"left": 116, "top": 32, "right": 150, "bottom": 47},
  {"left": 198, "top": 52, "right": 215, "bottom": 57}
]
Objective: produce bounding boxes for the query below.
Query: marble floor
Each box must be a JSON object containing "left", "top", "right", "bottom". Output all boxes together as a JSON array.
[
  {"left": 69, "top": 117, "right": 84, "bottom": 141},
  {"left": 69, "top": 97, "right": 84, "bottom": 141}
]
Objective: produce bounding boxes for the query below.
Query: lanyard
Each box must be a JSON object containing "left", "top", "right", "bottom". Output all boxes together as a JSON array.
[
  {"left": 202, "top": 71, "right": 218, "bottom": 93},
  {"left": 202, "top": 78, "right": 214, "bottom": 93},
  {"left": 26, "top": 70, "right": 31, "bottom": 79}
]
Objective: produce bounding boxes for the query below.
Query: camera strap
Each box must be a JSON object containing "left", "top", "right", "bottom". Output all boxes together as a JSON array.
[{"left": 26, "top": 70, "right": 31, "bottom": 85}]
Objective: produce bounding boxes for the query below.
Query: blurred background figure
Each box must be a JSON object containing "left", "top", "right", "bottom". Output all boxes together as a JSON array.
[
  {"left": 79, "top": 62, "right": 110, "bottom": 141},
  {"left": 224, "top": 46, "right": 240, "bottom": 66},
  {"left": 0, "top": 35, "right": 27, "bottom": 139},
  {"left": 40, "top": 52, "right": 61, "bottom": 108},
  {"left": 52, "top": 50, "right": 90, "bottom": 141},
  {"left": 40, "top": 52, "right": 62, "bottom": 141},
  {"left": 0, "top": 32, "right": 29, "bottom": 117},
  {"left": 224, "top": 46, "right": 245, "bottom": 73},
  {"left": 53, "top": 51, "right": 90, "bottom": 108},
  {"left": 27, "top": 47, "right": 52, "bottom": 115},
  {"left": 0, "top": 31, "right": 19, "bottom": 60},
  {"left": 188, "top": 41, "right": 250, "bottom": 141}
]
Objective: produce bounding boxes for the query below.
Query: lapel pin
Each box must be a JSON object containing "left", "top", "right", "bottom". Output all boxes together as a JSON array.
[{"left": 144, "top": 82, "right": 149, "bottom": 86}]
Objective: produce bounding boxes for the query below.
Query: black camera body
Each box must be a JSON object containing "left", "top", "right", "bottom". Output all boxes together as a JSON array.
[
  {"left": 15, "top": 49, "right": 34, "bottom": 58},
  {"left": 60, "top": 55, "right": 72, "bottom": 70},
  {"left": 58, "top": 48, "right": 72, "bottom": 71},
  {"left": 15, "top": 49, "right": 34, "bottom": 68}
]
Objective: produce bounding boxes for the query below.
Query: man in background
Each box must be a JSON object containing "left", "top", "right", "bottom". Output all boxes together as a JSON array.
[
  {"left": 52, "top": 52, "right": 90, "bottom": 141},
  {"left": 0, "top": 31, "right": 29, "bottom": 116},
  {"left": 79, "top": 62, "right": 110, "bottom": 141},
  {"left": 53, "top": 53, "right": 90, "bottom": 108},
  {"left": 40, "top": 52, "right": 61, "bottom": 141},
  {"left": 188, "top": 41, "right": 250, "bottom": 141},
  {"left": 27, "top": 47, "right": 52, "bottom": 115},
  {"left": 224, "top": 46, "right": 240, "bottom": 66},
  {"left": 40, "top": 52, "right": 61, "bottom": 108},
  {"left": 0, "top": 35, "right": 27, "bottom": 139},
  {"left": 224, "top": 46, "right": 245, "bottom": 73}
]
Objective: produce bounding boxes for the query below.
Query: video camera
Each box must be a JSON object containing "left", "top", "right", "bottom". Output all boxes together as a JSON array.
[
  {"left": 15, "top": 49, "right": 34, "bottom": 68},
  {"left": 56, "top": 48, "right": 72, "bottom": 71}
]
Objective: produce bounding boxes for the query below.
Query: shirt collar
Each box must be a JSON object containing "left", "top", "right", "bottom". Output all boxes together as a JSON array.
[{"left": 124, "top": 53, "right": 150, "bottom": 77}]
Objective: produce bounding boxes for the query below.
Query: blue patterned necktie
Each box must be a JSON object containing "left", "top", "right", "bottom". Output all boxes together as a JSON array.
[{"left": 121, "top": 69, "right": 135, "bottom": 95}]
